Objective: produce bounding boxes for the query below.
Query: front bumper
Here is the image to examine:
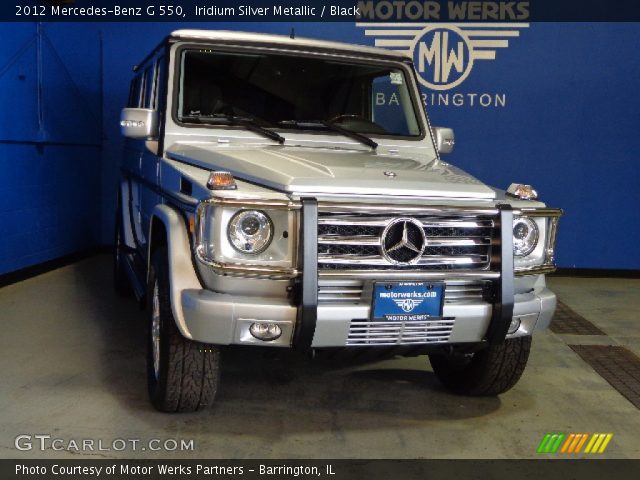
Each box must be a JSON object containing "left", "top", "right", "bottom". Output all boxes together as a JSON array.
[
  {"left": 181, "top": 201, "right": 557, "bottom": 348},
  {"left": 169, "top": 198, "right": 561, "bottom": 348},
  {"left": 180, "top": 282, "right": 556, "bottom": 347}
]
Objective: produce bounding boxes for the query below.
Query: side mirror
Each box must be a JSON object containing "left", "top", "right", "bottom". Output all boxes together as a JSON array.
[
  {"left": 432, "top": 127, "right": 455, "bottom": 155},
  {"left": 120, "top": 108, "right": 158, "bottom": 139}
]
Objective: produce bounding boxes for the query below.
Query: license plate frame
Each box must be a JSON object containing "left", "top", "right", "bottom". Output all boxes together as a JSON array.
[{"left": 371, "top": 281, "right": 446, "bottom": 322}]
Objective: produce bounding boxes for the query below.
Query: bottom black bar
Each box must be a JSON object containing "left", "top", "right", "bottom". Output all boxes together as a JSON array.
[{"left": 3, "top": 459, "right": 639, "bottom": 480}]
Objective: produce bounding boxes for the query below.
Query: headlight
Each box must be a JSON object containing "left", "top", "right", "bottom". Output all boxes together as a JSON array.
[
  {"left": 513, "top": 217, "right": 539, "bottom": 257},
  {"left": 195, "top": 199, "right": 298, "bottom": 279},
  {"left": 227, "top": 210, "right": 273, "bottom": 254},
  {"left": 512, "top": 209, "right": 562, "bottom": 274}
]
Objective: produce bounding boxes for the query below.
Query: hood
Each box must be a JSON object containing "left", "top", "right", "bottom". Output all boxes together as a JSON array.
[{"left": 166, "top": 144, "right": 495, "bottom": 200}]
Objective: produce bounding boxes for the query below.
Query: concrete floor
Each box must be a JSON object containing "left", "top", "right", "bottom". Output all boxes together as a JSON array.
[{"left": 0, "top": 255, "right": 639, "bottom": 459}]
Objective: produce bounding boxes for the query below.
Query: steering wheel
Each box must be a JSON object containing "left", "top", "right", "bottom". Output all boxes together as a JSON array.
[
  {"left": 328, "top": 114, "right": 388, "bottom": 134},
  {"left": 329, "top": 114, "right": 372, "bottom": 124}
]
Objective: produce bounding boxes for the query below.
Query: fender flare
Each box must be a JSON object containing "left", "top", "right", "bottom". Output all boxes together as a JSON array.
[
  {"left": 147, "top": 204, "right": 202, "bottom": 339},
  {"left": 118, "top": 179, "right": 136, "bottom": 249}
]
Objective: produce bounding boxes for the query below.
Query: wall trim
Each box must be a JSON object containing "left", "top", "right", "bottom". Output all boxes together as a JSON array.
[
  {"left": 0, "top": 247, "right": 110, "bottom": 288},
  {"left": 551, "top": 268, "right": 640, "bottom": 279}
]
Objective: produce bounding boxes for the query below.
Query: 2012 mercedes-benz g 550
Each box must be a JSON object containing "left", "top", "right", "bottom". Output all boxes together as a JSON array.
[{"left": 115, "top": 30, "right": 562, "bottom": 412}]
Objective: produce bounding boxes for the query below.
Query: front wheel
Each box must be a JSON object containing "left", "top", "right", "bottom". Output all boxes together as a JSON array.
[
  {"left": 147, "top": 247, "right": 221, "bottom": 412},
  {"left": 429, "top": 336, "right": 532, "bottom": 396}
]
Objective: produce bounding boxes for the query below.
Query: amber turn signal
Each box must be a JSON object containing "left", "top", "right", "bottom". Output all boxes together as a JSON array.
[{"left": 206, "top": 171, "right": 237, "bottom": 190}]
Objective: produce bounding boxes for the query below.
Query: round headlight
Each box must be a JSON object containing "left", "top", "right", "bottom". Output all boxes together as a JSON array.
[
  {"left": 513, "top": 217, "right": 539, "bottom": 257},
  {"left": 228, "top": 210, "right": 273, "bottom": 254}
]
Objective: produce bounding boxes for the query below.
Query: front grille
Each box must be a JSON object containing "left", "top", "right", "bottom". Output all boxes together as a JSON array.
[
  {"left": 318, "top": 213, "right": 494, "bottom": 271},
  {"left": 318, "top": 280, "right": 364, "bottom": 304},
  {"left": 317, "top": 280, "right": 488, "bottom": 305},
  {"left": 443, "top": 282, "right": 488, "bottom": 303},
  {"left": 346, "top": 319, "right": 455, "bottom": 346}
]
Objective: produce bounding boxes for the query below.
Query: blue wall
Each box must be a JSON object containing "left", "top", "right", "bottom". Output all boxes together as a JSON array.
[
  {"left": 1, "top": 21, "right": 639, "bottom": 273},
  {"left": 0, "top": 23, "right": 102, "bottom": 274}
]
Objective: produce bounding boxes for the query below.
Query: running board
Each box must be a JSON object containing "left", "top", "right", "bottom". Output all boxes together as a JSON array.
[{"left": 124, "top": 253, "right": 146, "bottom": 303}]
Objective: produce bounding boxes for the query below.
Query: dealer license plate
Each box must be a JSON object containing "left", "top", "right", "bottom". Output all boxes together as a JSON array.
[{"left": 372, "top": 282, "right": 445, "bottom": 322}]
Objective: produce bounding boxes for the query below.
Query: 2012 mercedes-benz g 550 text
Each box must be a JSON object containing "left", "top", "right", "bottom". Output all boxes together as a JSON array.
[{"left": 115, "top": 30, "right": 562, "bottom": 412}]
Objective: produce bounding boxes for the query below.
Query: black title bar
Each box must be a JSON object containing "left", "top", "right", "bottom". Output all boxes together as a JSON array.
[{"left": 4, "top": 1, "right": 640, "bottom": 22}]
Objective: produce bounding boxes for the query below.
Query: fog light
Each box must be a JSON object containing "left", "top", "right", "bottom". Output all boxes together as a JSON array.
[
  {"left": 249, "top": 322, "right": 282, "bottom": 341},
  {"left": 508, "top": 317, "right": 522, "bottom": 335}
]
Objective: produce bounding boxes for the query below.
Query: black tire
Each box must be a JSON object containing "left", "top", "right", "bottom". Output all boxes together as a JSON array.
[
  {"left": 113, "top": 206, "right": 132, "bottom": 297},
  {"left": 146, "top": 247, "right": 220, "bottom": 412},
  {"left": 429, "top": 336, "right": 532, "bottom": 396}
]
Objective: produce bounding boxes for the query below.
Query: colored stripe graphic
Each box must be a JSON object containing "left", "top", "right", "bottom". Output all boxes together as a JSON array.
[
  {"left": 537, "top": 433, "right": 565, "bottom": 453},
  {"left": 560, "top": 433, "right": 589, "bottom": 453},
  {"left": 538, "top": 433, "right": 613, "bottom": 454},
  {"left": 560, "top": 434, "right": 575, "bottom": 453},
  {"left": 585, "top": 433, "right": 614, "bottom": 454}
]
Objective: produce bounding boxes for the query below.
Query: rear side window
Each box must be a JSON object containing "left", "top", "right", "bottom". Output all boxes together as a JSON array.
[
  {"left": 143, "top": 66, "right": 155, "bottom": 109},
  {"left": 151, "top": 57, "right": 166, "bottom": 110},
  {"left": 128, "top": 57, "right": 166, "bottom": 110},
  {"left": 128, "top": 75, "right": 142, "bottom": 107}
]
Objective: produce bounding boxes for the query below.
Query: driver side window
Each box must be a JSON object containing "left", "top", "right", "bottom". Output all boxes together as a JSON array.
[{"left": 371, "top": 73, "right": 420, "bottom": 136}]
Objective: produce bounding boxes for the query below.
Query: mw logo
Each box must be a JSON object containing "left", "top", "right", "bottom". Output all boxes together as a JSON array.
[
  {"left": 414, "top": 27, "right": 471, "bottom": 90},
  {"left": 358, "top": 23, "right": 529, "bottom": 91}
]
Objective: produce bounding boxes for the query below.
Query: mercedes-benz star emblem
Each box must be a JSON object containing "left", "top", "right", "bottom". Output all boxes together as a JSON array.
[{"left": 380, "top": 218, "right": 427, "bottom": 265}]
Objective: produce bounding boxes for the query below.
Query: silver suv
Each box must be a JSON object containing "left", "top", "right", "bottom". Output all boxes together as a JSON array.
[{"left": 115, "top": 30, "right": 562, "bottom": 412}]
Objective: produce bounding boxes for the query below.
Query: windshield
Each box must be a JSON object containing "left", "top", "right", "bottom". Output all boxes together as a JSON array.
[{"left": 176, "top": 48, "right": 422, "bottom": 138}]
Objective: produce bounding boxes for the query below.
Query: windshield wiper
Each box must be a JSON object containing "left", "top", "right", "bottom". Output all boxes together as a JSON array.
[
  {"left": 182, "top": 113, "right": 285, "bottom": 145},
  {"left": 279, "top": 119, "right": 378, "bottom": 150}
]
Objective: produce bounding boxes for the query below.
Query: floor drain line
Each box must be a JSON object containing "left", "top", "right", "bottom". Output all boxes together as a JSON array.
[
  {"left": 569, "top": 345, "right": 640, "bottom": 410},
  {"left": 550, "top": 301, "right": 606, "bottom": 336}
]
